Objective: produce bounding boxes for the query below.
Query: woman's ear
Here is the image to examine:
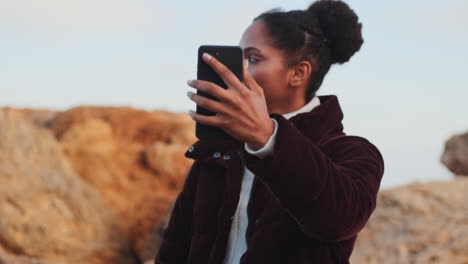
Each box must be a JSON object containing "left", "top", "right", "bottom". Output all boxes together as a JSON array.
[{"left": 288, "top": 61, "right": 312, "bottom": 88}]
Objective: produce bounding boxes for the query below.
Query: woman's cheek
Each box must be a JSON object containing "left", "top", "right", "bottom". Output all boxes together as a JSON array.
[{"left": 249, "top": 68, "right": 266, "bottom": 88}]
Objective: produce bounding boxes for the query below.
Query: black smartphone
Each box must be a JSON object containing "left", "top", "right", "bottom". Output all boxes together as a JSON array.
[{"left": 196, "top": 45, "right": 244, "bottom": 140}]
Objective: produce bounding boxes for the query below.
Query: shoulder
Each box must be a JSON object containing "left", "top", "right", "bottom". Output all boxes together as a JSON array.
[{"left": 324, "top": 134, "right": 384, "bottom": 171}]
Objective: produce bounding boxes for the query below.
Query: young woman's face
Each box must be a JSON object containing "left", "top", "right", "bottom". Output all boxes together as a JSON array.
[{"left": 239, "top": 20, "right": 296, "bottom": 114}]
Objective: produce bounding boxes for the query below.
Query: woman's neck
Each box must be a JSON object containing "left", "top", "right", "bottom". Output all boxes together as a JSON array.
[{"left": 267, "top": 96, "right": 306, "bottom": 115}]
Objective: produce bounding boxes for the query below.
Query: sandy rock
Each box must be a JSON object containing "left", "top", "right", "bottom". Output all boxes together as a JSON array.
[
  {"left": 0, "top": 107, "right": 60, "bottom": 128},
  {"left": 139, "top": 202, "right": 173, "bottom": 264},
  {"left": 0, "top": 246, "right": 64, "bottom": 264},
  {"left": 151, "top": 110, "right": 195, "bottom": 145},
  {"left": 49, "top": 106, "right": 196, "bottom": 257},
  {"left": 144, "top": 142, "right": 193, "bottom": 190},
  {"left": 441, "top": 132, "right": 468, "bottom": 176},
  {"left": 351, "top": 178, "right": 468, "bottom": 264},
  {"left": 0, "top": 109, "right": 137, "bottom": 263}
]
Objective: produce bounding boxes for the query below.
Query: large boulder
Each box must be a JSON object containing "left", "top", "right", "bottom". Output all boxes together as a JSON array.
[
  {"left": 351, "top": 178, "right": 468, "bottom": 264},
  {"left": 441, "top": 132, "right": 468, "bottom": 176},
  {"left": 0, "top": 109, "right": 137, "bottom": 264},
  {"left": 49, "top": 107, "right": 195, "bottom": 259},
  {"left": 0, "top": 246, "right": 63, "bottom": 264},
  {"left": 0, "top": 107, "right": 59, "bottom": 128}
]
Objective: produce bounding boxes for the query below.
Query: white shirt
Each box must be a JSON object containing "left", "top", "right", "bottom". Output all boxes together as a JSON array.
[{"left": 222, "top": 96, "right": 321, "bottom": 264}]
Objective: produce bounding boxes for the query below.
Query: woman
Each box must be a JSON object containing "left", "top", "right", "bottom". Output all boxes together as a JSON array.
[{"left": 155, "top": 0, "right": 384, "bottom": 263}]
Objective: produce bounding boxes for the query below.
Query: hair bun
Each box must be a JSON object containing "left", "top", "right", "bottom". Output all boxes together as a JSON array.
[{"left": 307, "top": 0, "right": 363, "bottom": 64}]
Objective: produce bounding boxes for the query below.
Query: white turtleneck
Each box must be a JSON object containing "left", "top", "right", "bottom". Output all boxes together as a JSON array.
[{"left": 222, "top": 96, "right": 321, "bottom": 264}]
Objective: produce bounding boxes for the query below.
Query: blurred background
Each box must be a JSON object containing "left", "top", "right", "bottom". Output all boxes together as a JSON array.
[{"left": 1, "top": 1, "right": 468, "bottom": 263}]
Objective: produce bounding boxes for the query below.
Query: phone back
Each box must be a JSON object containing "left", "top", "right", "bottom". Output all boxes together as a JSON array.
[{"left": 196, "top": 45, "right": 243, "bottom": 140}]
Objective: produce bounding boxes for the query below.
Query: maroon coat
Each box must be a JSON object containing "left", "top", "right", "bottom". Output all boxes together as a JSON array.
[{"left": 155, "top": 95, "right": 384, "bottom": 264}]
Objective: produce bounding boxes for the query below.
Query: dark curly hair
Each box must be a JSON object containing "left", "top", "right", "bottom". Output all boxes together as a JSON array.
[{"left": 254, "top": 0, "right": 364, "bottom": 101}]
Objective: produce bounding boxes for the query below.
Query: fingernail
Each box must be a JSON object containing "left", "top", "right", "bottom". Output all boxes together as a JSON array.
[
  {"left": 203, "top": 53, "right": 212, "bottom": 61},
  {"left": 188, "top": 110, "right": 195, "bottom": 117},
  {"left": 186, "top": 91, "right": 193, "bottom": 98},
  {"left": 187, "top": 80, "right": 193, "bottom": 86}
]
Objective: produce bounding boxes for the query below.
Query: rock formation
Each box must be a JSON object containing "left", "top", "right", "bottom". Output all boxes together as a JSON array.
[
  {"left": 0, "top": 109, "right": 137, "bottom": 264},
  {"left": 49, "top": 107, "right": 195, "bottom": 258},
  {"left": 0, "top": 106, "right": 196, "bottom": 263},
  {"left": 351, "top": 178, "right": 468, "bottom": 264},
  {"left": 441, "top": 132, "right": 468, "bottom": 176},
  {"left": 0, "top": 107, "right": 59, "bottom": 128}
]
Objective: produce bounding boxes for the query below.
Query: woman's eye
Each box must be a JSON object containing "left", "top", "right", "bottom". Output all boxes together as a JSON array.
[{"left": 248, "top": 56, "right": 259, "bottom": 63}]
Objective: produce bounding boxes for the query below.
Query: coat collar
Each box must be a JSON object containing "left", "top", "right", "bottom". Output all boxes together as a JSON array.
[
  {"left": 286, "top": 95, "right": 344, "bottom": 144},
  {"left": 185, "top": 95, "right": 344, "bottom": 161}
]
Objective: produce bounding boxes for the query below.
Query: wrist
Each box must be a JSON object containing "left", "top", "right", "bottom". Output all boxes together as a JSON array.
[{"left": 248, "top": 119, "right": 275, "bottom": 150}]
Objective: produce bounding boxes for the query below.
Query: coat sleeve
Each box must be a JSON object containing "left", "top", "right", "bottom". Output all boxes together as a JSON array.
[
  {"left": 244, "top": 115, "right": 384, "bottom": 242},
  {"left": 154, "top": 161, "right": 200, "bottom": 264}
]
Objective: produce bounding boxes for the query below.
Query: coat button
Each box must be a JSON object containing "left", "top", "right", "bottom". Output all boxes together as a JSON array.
[
  {"left": 223, "top": 155, "right": 231, "bottom": 160},
  {"left": 255, "top": 219, "right": 260, "bottom": 225},
  {"left": 213, "top": 152, "right": 221, "bottom": 158},
  {"left": 230, "top": 216, "right": 234, "bottom": 221},
  {"left": 188, "top": 146, "right": 195, "bottom": 152}
]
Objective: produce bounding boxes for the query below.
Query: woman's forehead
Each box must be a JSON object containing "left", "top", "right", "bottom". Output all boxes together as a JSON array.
[{"left": 239, "top": 20, "right": 274, "bottom": 52}]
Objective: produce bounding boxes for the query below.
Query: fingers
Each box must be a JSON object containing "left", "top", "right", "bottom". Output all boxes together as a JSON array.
[
  {"left": 187, "top": 91, "right": 226, "bottom": 114},
  {"left": 202, "top": 53, "right": 245, "bottom": 92},
  {"left": 188, "top": 110, "right": 223, "bottom": 127},
  {"left": 187, "top": 79, "right": 233, "bottom": 104}
]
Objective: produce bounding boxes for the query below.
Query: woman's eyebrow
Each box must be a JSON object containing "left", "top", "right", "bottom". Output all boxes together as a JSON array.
[{"left": 243, "top": 47, "right": 261, "bottom": 53}]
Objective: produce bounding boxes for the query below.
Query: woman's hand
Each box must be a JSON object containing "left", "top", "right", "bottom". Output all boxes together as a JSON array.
[{"left": 187, "top": 53, "right": 274, "bottom": 150}]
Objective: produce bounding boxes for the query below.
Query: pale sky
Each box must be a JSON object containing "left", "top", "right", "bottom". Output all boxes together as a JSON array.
[{"left": 1, "top": 0, "right": 467, "bottom": 189}]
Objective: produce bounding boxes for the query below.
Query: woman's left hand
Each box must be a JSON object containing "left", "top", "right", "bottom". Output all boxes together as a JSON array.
[{"left": 187, "top": 53, "right": 274, "bottom": 150}]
